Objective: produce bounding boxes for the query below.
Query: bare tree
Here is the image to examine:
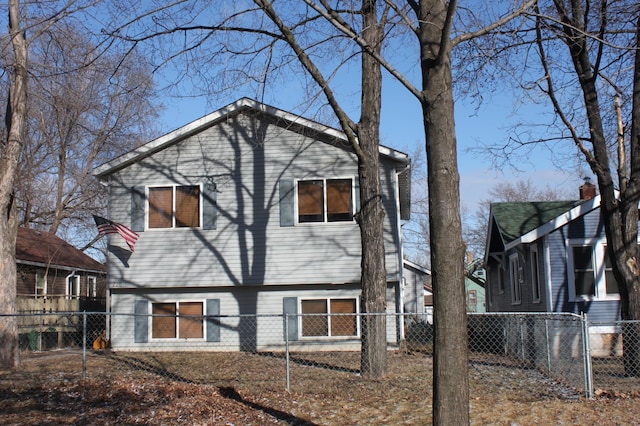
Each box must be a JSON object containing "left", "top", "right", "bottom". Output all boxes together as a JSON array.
[
  {"left": 0, "top": 0, "right": 27, "bottom": 369},
  {"left": 13, "top": 21, "right": 157, "bottom": 242}
]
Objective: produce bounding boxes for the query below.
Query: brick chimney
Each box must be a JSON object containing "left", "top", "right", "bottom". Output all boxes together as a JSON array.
[{"left": 579, "top": 177, "right": 596, "bottom": 200}]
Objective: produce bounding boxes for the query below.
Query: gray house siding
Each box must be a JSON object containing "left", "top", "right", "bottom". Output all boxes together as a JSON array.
[{"left": 104, "top": 112, "right": 401, "bottom": 290}]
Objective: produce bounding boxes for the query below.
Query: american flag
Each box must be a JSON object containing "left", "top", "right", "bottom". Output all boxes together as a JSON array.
[{"left": 93, "top": 215, "right": 139, "bottom": 252}]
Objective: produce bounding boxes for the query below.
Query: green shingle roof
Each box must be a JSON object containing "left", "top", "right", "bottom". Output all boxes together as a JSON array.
[{"left": 491, "top": 200, "right": 582, "bottom": 244}]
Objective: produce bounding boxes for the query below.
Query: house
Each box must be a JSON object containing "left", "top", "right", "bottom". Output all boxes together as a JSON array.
[
  {"left": 484, "top": 181, "right": 622, "bottom": 355},
  {"left": 465, "top": 257, "right": 486, "bottom": 313},
  {"left": 93, "top": 98, "right": 412, "bottom": 351},
  {"left": 402, "top": 259, "right": 431, "bottom": 323},
  {"left": 16, "top": 227, "right": 107, "bottom": 349}
]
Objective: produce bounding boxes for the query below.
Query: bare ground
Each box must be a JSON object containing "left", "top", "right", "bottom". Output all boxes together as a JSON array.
[{"left": 0, "top": 349, "right": 639, "bottom": 425}]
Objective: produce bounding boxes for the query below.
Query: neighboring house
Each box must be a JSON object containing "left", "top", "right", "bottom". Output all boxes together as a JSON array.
[
  {"left": 93, "top": 98, "right": 412, "bottom": 351},
  {"left": 16, "top": 227, "right": 107, "bottom": 312},
  {"left": 465, "top": 258, "right": 486, "bottom": 313},
  {"left": 484, "top": 181, "right": 622, "bottom": 355},
  {"left": 16, "top": 227, "right": 107, "bottom": 350},
  {"left": 402, "top": 259, "right": 431, "bottom": 323}
]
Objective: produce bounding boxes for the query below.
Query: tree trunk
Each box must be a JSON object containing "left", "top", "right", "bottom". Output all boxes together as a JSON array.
[
  {"left": 418, "top": 1, "right": 470, "bottom": 423},
  {"left": 0, "top": 0, "right": 28, "bottom": 369},
  {"left": 358, "top": 0, "right": 387, "bottom": 378}
]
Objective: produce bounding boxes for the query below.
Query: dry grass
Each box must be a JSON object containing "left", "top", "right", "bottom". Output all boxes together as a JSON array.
[{"left": 0, "top": 349, "right": 639, "bottom": 425}]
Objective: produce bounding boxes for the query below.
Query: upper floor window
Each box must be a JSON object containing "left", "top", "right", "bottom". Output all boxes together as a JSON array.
[
  {"left": 149, "top": 185, "right": 200, "bottom": 229},
  {"left": 35, "top": 272, "right": 47, "bottom": 296},
  {"left": 87, "top": 276, "right": 97, "bottom": 298},
  {"left": 298, "top": 178, "right": 353, "bottom": 223},
  {"left": 570, "top": 242, "right": 620, "bottom": 300}
]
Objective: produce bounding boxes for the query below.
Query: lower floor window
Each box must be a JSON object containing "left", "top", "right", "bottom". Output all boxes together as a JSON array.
[
  {"left": 301, "top": 298, "right": 357, "bottom": 337},
  {"left": 152, "top": 301, "right": 203, "bottom": 339}
]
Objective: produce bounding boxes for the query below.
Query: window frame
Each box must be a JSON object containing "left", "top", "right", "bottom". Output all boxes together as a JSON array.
[
  {"left": 509, "top": 253, "right": 522, "bottom": 305},
  {"left": 150, "top": 300, "right": 205, "bottom": 340},
  {"left": 66, "top": 275, "right": 80, "bottom": 299},
  {"left": 530, "top": 246, "right": 542, "bottom": 303},
  {"left": 295, "top": 178, "right": 355, "bottom": 224},
  {"left": 87, "top": 276, "right": 97, "bottom": 298},
  {"left": 35, "top": 272, "right": 47, "bottom": 297},
  {"left": 568, "top": 239, "right": 620, "bottom": 301},
  {"left": 147, "top": 184, "right": 202, "bottom": 230},
  {"left": 299, "top": 297, "right": 359, "bottom": 339}
]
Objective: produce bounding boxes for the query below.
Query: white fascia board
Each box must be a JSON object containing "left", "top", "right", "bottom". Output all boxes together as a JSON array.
[
  {"left": 94, "top": 98, "right": 409, "bottom": 178},
  {"left": 403, "top": 259, "right": 431, "bottom": 275},
  {"left": 504, "top": 195, "right": 601, "bottom": 251}
]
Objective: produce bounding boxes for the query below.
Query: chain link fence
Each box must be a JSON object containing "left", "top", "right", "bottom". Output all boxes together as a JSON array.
[{"left": 4, "top": 311, "right": 639, "bottom": 397}]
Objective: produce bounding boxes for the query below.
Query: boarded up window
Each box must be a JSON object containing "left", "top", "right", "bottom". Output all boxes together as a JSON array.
[
  {"left": 179, "top": 302, "right": 203, "bottom": 338},
  {"left": 301, "top": 299, "right": 328, "bottom": 336},
  {"left": 327, "top": 179, "right": 352, "bottom": 222},
  {"left": 152, "top": 303, "right": 176, "bottom": 338},
  {"left": 330, "top": 299, "right": 357, "bottom": 336},
  {"left": 149, "top": 187, "right": 173, "bottom": 228},
  {"left": 298, "top": 180, "right": 324, "bottom": 222},
  {"left": 176, "top": 186, "right": 200, "bottom": 227}
]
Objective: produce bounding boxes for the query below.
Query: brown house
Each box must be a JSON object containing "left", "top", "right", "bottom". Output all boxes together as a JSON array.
[{"left": 16, "top": 227, "right": 107, "bottom": 313}]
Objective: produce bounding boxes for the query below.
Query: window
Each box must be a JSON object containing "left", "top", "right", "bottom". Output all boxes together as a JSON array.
[
  {"left": 297, "top": 178, "right": 353, "bottom": 223},
  {"left": 509, "top": 254, "right": 521, "bottom": 304},
  {"left": 35, "top": 272, "right": 46, "bottom": 297},
  {"left": 149, "top": 185, "right": 200, "bottom": 229},
  {"left": 151, "top": 301, "right": 203, "bottom": 339},
  {"left": 570, "top": 242, "right": 619, "bottom": 300},
  {"left": 87, "top": 276, "right": 97, "bottom": 298},
  {"left": 530, "top": 247, "right": 541, "bottom": 303},
  {"left": 467, "top": 290, "right": 478, "bottom": 312},
  {"left": 67, "top": 275, "right": 80, "bottom": 298},
  {"left": 300, "top": 298, "right": 357, "bottom": 337}
]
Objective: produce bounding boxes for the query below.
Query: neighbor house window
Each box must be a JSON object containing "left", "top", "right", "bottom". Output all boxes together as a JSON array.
[
  {"left": 297, "top": 178, "right": 353, "bottom": 223},
  {"left": 570, "top": 242, "right": 619, "bottom": 300},
  {"left": 467, "top": 290, "right": 478, "bottom": 312},
  {"left": 151, "top": 301, "right": 203, "bottom": 339},
  {"left": 300, "top": 298, "right": 357, "bottom": 337},
  {"left": 67, "top": 275, "right": 80, "bottom": 298},
  {"left": 35, "top": 272, "right": 47, "bottom": 297},
  {"left": 509, "top": 254, "right": 521, "bottom": 304},
  {"left": 87, "top": 276, "right": 97, "bottom": 298},
  {"left": 148, "top": 185, "right": 200, "bottom": 229},
  {"left": 530, "top": 246, "right": 542, "bottom": 303}
]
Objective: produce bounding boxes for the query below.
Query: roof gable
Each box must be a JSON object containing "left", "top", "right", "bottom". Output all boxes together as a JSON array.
[
  {"left": 487, "top": 195, "right": 602, "bottom": 254},
  {"left": 16, "top": 227, "right": 105, "bottom": 273}
]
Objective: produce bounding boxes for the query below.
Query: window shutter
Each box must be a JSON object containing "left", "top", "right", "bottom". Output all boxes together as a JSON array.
[
  {"left": 134, "top": 300, "right": 148, "bottom": 343},
  {"left": 283, "top": 297, "right": 298, "bottom": 341},
  {"left": 202, "top": 182, "right": 217, "bottom": 230},
  {"left": 206, "top": 298, "right": 221, "bottom": 342},
  {"left": 354, "top": 176, "right": 361, "bottom": 213},
  {"left": 279, "top": 179, "right": 295, "bottom": 227},
  {"left": 131, "top": 186, "right": 145, "bottom": 232}
]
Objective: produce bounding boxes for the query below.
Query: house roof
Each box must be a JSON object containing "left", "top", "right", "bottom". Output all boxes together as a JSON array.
[
  {"left": 93, "top": 98, "right": 412, "bottom": 219},
  {"left": 16, "top": 227, "right": 106, "bottom": 274},
  {"left": 486, "top": 195, "right": 602, "bottom": 256}
]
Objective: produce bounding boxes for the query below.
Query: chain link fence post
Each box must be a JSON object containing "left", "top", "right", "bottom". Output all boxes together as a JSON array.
[
  {"left": 284, "top": 313, "right": 290, "bottom": 392},
  {"left": 581, "top": 313, "right": 593, "bottom": 398},
  {"left": 82, "top": 311, "right": 87, "bottom": 380}
]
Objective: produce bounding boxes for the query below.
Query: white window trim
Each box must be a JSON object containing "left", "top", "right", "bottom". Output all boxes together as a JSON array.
[
  {"left": 35, "top": 272, "right": 47, "bottom": 297},
  {"left": 294, "top": 177, "right": 355, "bottom": 225},
  {"left": 299, "top": 297, "right": 360, "bottom": 339},
  {"left": 66, "top": 275, "right": 80, "bottom": 299},
  {"left": 567, "top": 238, "right": 620, "bottom": 302},
  {"left": 146, "top": 183, "right": 203, "bottom": 230},
  {"left": 530, "top": 246, "right": 542, "bottom": 304},
  {"left": 87, "top": 276, "right": 97, "bottom": 298},
  {"left": 149, "top": 300, "right": 206, "bottom": 341},
  {"left": 509, "top": 253, "right": 522, "bottom": 305}
]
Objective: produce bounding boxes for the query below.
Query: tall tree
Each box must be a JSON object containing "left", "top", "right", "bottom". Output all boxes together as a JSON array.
[{"left": 0, "top": 0, "right": 27, "bottom": 369}]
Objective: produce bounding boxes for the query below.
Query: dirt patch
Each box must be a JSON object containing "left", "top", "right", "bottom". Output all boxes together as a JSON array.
[{"left": 0, "top": 350, "right": 638, "bottom": 425}]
